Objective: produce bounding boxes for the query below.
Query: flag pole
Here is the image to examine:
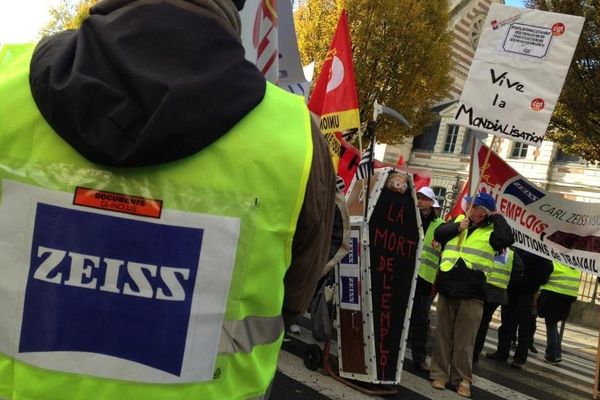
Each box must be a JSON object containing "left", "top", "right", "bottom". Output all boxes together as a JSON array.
[
  {"left": 593, "top": 316, "right": 600, "bottom": 399},
  {"left": 363, "top": 120, "right": 375, "bottom": 222},
  {"left": 458, "top": 135, "right": 497, "bottom": 247},
  {"left": 358, "top": 124, "right": 367, "bottom": 219}
]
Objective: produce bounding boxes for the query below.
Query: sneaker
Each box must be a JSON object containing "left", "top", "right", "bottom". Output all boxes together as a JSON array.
[
  {"left": 544, "top": 355, "right": 562, "bottom": 364},
  {"left": 485, "top": 351, "right": 508, "bottom": 362},
  {"left": 511, "top": 359, "right": 524, "bottom": 369},
  {"left": 431, "top": 379, "right": 446, "bottom": 390},
  {"left": 456, "top": 379, "right": 471, "bottom": 397},
  {"left": 529, "top": 344, "right": 538, "bottom": 354}
]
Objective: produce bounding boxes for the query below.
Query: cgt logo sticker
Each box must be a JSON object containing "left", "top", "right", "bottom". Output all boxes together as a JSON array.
[{"left": 19, "top": 203, "right": 203, "bottom": 376}]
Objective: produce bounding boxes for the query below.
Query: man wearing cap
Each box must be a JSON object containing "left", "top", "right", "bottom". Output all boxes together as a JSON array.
[
  {"left": 429, "top": 192, "right": 513, "bottom": 397},
  {"left": 409, "top": 187, "right": 444, "bottom": 373}
]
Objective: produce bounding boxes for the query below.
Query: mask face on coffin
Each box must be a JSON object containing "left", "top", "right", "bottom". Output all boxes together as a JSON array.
[{"left": 385, "top": 173, "right": 408, "bottom": 194}]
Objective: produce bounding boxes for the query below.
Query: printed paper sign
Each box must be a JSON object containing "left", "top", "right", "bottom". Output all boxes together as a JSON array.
[
  {"left": 503, "top": 23, "right": 553, "bottom": 58},
  {"left": 454, "top": 4, "right": 584, "bottom": 146}
]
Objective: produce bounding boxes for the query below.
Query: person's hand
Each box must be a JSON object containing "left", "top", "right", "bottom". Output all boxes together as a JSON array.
[{"left": 458, "top": 217, "right": 470, "bottom": 232}]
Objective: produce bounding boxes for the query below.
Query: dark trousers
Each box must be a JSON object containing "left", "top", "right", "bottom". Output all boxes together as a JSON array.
[
  {"left": 545, "top": 318, "right": 562, "bottom": 360},
  {"left": 409, "top": 291, "right": 434, "bottom": 365},
  {"left": 473, "top": 302, "right": 499, "bottom": 361},
  {"left": 529, "top": 314, "right": 537, "bottom": 346},
  {"left": 497, "top": 291, "right": 534, "bottom": 362}
]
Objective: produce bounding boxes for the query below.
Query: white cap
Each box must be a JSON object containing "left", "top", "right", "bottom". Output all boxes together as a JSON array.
[
  {"left": 417, "top": 186, "right": 436, "bottom": 201},
  {"left": 433, "top": 199, "right": 441, "bottom": 208}
]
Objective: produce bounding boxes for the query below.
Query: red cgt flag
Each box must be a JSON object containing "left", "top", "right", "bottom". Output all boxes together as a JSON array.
[
  {"left": 308, "top": 10, "right": 360, "bottom": 135},
  {"left": 446, "top": 180, "right": 469, "bottom": 221}
]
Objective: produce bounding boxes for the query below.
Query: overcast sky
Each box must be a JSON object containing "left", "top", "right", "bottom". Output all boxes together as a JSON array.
[
  {"left": 0, "top": 0, "right": 61, "bottom": 44},
  {"left": 0, "top": 0, "right": 527, "bottom": 44}
]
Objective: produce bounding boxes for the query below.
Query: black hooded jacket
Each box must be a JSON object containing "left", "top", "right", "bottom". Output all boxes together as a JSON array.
[
  {"left": 30, "top": 0, "right": 265, "bottom": 167},
  {"left": 25, "top": 0, "right": 336, "bottom": 322}
]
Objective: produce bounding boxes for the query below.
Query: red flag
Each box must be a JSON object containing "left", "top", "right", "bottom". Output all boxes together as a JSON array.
[
  {"left": 337, "top": 138, "right": 431, "bottom": 193},
  {"left": 396, "top": 155, "right": 405, "bottom": 166},
  {"left": 308, "top": 10, "right": 360, "bottom": 135}
]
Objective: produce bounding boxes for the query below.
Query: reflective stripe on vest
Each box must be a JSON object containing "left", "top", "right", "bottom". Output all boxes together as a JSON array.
[
  {"left": 485, "top": 248, "right": 514, "bottom": 290},
  {"left": 439, "top": 215, "right": 495, "bottom": 274},
  {"left": 541, "top": 261, "right": 581, "bottom": 298},
  {"left": 417, "top": 217, "right": 443, "bottom": 284},
  {"left": 0, "top": 43, "right": 312, "bottom": 400},
  {"left": 219, "top": 315, "right": 285, "bottom": 355}
]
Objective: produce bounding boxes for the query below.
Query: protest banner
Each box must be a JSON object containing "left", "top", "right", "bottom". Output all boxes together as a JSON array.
[
  {"left": 454, "top": 4, "right": 584, "bottom": 147},
  {"left": 276, "top": 0, "right": 311, "bottom": 99},
  {"left": 239, "top": 0, "right": 279, "bottom": 83},
  {"left": 462, "top": 139, "right": 600, "bottom": 275},
  {"left": 240, "top": 0, "right": 311, "bottom": 98}
]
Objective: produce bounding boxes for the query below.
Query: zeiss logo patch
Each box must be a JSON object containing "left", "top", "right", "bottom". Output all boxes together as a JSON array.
[
  {"left": 505, "top": 179, "right": 545, "bottom": 205},
  {"left": 341, "top": 237, "right": 359, "bottom": 265},
  {"left": 341, "top": 276, "right": 359, "bottom": 305},
  {"left": 19, "top": 203, "right": 203, "bottom": 376}
]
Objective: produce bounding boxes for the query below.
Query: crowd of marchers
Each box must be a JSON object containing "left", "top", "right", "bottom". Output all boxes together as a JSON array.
[{"left": 405, "top": 189, "right": 581, "bottom": 398}]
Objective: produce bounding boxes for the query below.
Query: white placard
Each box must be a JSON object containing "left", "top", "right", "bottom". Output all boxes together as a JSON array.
[{"left": 454, "top": 4, "right": 584, "bottom": 146}]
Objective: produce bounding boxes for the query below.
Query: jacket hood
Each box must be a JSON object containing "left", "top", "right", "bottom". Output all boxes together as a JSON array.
[{"left": 29, "top": 0, "right": 265, "bottom": 167}]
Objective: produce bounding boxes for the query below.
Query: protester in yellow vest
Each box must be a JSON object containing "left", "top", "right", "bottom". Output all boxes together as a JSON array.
[
  {"left": 472, "top": 246, "right": 520, "bottom": 363},
  {"left": 0, "top": 1, "right": 336, "bottom": 399},
  {"left": 429, "top": 192, "right": 513, "bottom": 398},
  {"left": 486, "top": 247, "right": 552, "bottom": 368},
  {"left": 408, "top": 186, "right": 443, "bottom": 374},
  {"left": 538, "top": 261, "right": 582, "bottom": 364}
]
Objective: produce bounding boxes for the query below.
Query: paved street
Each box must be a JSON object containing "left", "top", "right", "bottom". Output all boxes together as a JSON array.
[{"left": 272, "top": 310, "right": 598, "bottom": 399}]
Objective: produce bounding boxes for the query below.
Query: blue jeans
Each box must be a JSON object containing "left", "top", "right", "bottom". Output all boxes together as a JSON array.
[{"left": 545, "top": 318, "right": 561, "bottom": 360}]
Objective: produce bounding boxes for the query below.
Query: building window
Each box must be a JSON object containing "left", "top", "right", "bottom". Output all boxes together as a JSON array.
[
  {"left": 510, "top": 142, "right": 529, "bottom": 159},
  {"left": 461, "top": 129, "right": 488, "bottom": 154},
  {"left": 432, "top": 186, "right": 446, "bottom": 209},
  {"left": 413, "top": 118, "right": 440, "bottom": 152},
  {"left": 470, "top": 14, "right": 486, "bottom": 50},
  {"left": 555, "top": 149, "right": 582, "bottom": 164},
  {"left": 443, "top": 125, "right": 459, "bottom": 153}
]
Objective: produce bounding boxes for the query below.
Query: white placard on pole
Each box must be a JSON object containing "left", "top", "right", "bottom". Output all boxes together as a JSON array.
[{"left": 454, "top": 4, "right": 584, "bottom": 147}]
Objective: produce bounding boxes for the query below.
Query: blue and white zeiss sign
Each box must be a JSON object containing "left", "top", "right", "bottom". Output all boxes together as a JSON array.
[
  {"left": 0, "top": 180, "right": 240, "bottom": 383},
  {"left": 21, "top": 202, "right": 202, "bottom": 376}
]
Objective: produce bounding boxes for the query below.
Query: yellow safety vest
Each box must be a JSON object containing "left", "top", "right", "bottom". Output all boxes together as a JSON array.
[
  {"left": 486, "top": 248, "right": 514, "bottom": 290},
  {"left": 541, "top": 261, "right": 581, "bottom": 298},
  {"left": 0, "top": 43, "right": 312, "bottom": 400},
  {"left": 439, "top": 215, "right": 494, "bottom": 275},
  {"left": 417, "top": 217, "right": 443, "bottom": 284}
]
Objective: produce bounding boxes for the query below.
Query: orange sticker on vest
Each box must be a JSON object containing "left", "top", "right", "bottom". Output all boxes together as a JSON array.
[{"left": 73, "top": 187, "right": 162, "bottom": 219}]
